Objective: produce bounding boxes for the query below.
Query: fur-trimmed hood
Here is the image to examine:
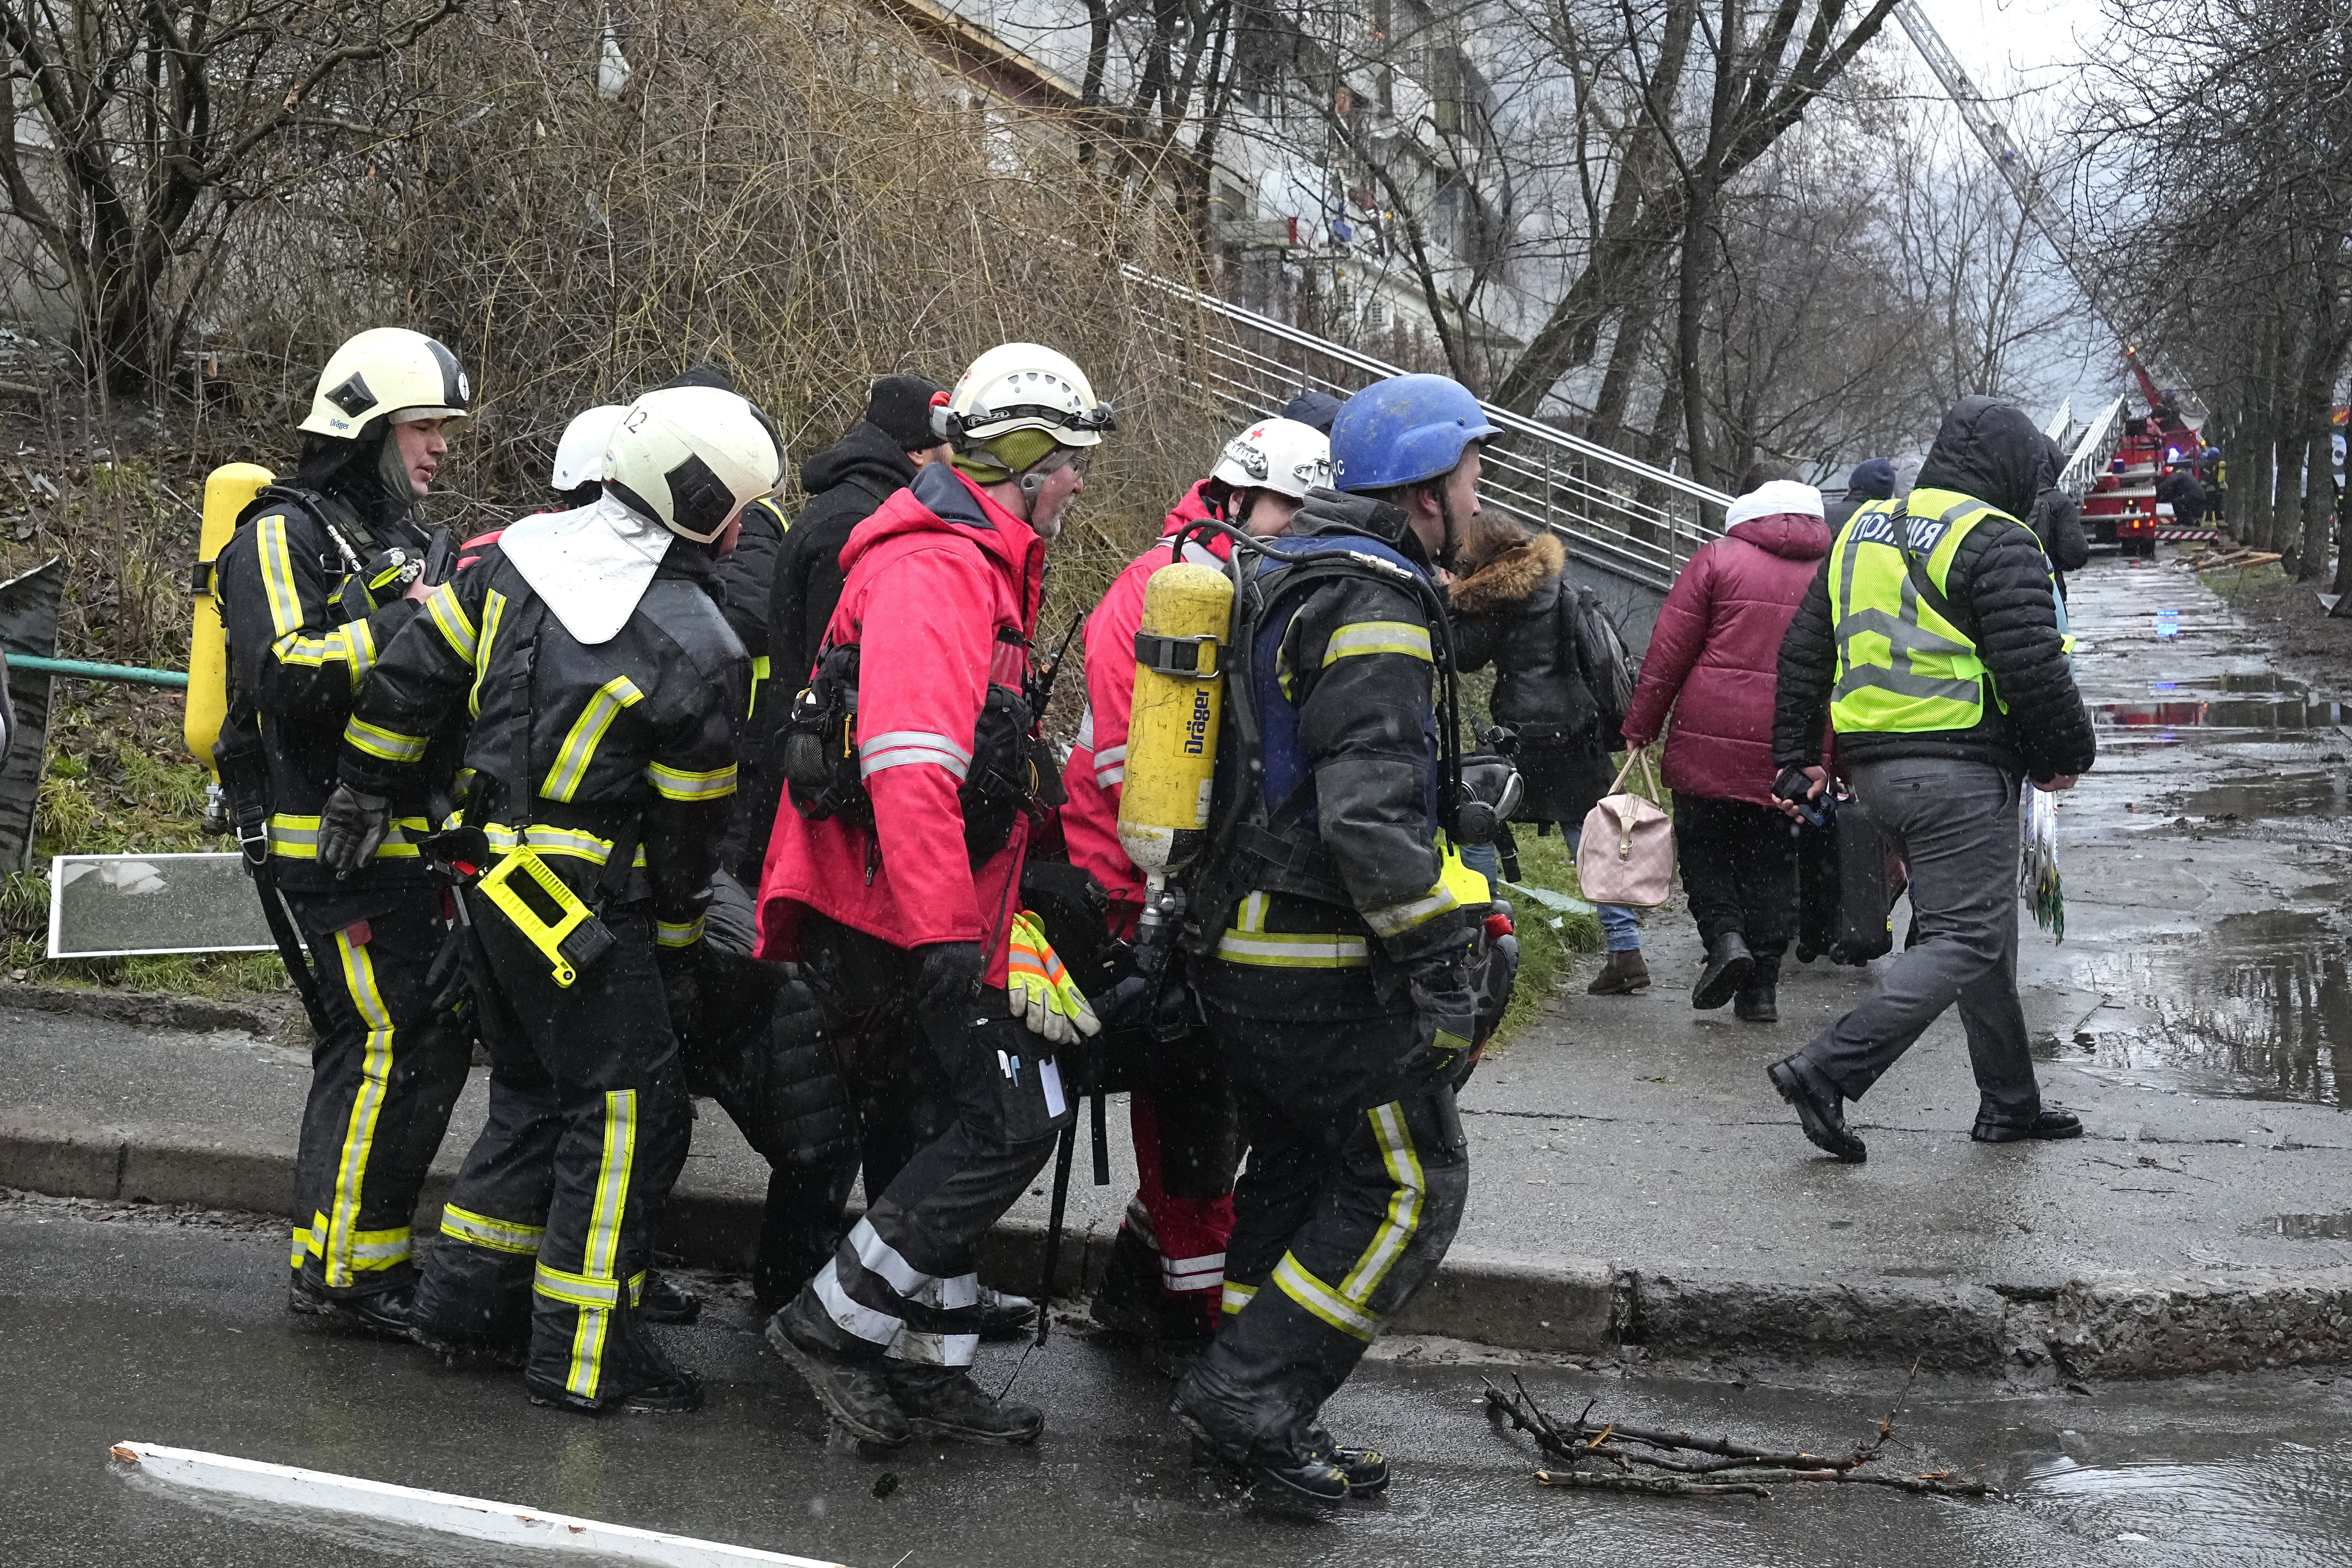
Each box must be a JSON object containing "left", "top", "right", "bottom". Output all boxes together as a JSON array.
[{"left": 1448, "top": 531, "right": 1564, "bottom": 615}]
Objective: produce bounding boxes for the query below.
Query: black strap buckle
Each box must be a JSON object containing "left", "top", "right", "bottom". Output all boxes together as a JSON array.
[{"left": 1133, "top": 631, "right": 1220, "bottom": 679}]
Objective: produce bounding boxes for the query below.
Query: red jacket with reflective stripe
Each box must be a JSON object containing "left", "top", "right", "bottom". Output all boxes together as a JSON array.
[
  {"left": 1061, "top": 481, "right": 1228, "bottom": 930},
  {"left": 756, "top": 464, "right": 1044, "bottom": 982}
]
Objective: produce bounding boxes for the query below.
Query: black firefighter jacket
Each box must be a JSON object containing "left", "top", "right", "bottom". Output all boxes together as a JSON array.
[
  {"left": 213, "top": 482, "right": 432, "bottom": 892},
  {"left": 1209, "top": 492, "right": 1479, "bottom": 1020},
  {"left": 1773, "top": 396, "right": 2098, "bottom": 786},
  {"left": 337, "top": 539, "right": 748, "bottom": 947}
]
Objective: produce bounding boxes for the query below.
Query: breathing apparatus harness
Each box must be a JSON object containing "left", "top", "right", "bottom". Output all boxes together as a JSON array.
[{"left": 1152, "top": 510, "right": 1511, "bottom": 968}]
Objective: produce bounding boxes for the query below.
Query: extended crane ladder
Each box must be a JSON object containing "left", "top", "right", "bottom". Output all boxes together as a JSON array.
[
  {"left": 2057, "top": 395, "right": 2129, "bottom": 502},
  {"left": 1122, "top": 265, "right": 1728, "bottom": 594},
  {"left": 1894, "top": 2, "right": 2207, "bottom": 428}
]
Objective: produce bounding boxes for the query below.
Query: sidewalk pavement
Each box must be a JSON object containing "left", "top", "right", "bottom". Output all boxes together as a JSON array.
[{"left": 8, "top": 556, "right": 2352, "bottom": 1379}]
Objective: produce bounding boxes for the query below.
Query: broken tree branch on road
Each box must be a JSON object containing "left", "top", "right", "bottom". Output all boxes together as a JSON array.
[{"left": 1482, "top": 1366, "right": 2000, "bottom": 1501}]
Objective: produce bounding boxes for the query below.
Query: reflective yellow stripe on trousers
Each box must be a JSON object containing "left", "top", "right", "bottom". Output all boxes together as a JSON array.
[
  {"left": 323, "top": 930, "right": 398, "bottom": 1289},
  {"left": 1269, "top": 1100, "right": 1425, "bottom": 1342},
  {"left": 545, "top": 1089, "right": 639, "bottom": 1401}
]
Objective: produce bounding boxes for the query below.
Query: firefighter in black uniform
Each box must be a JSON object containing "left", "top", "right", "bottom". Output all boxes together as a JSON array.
[
  {"left": 1172, "top": 374, "right": 1507, "bottom": 1504},
  {"left": 318, "top": 384, "right": 784, "bottom": 1411},
  {"left": 212, "top": 327, "right": 475, "bottom": 1334}
]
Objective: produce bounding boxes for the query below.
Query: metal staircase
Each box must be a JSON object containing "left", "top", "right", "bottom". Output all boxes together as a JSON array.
[{"left": 1125, "top": 267, "right": 1729, "bottom": 611}]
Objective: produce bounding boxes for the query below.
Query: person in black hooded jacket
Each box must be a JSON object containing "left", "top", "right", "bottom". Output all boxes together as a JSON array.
[
  {"left": 1765, "top": 395, "right": 2095, "bottom": 1164},
  {"left": 769, "top": 374, "right": 950, "bottom": 685}
]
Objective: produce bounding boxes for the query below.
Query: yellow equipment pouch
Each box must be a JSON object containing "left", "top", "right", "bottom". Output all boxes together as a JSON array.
[{"left": 475, "top": 845, "right": 615, "bottom": 988}]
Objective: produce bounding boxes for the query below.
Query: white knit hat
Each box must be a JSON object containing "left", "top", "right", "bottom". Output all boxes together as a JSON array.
[{"left": 1726, "top": 478, "right": 1825, "bottom": 527}]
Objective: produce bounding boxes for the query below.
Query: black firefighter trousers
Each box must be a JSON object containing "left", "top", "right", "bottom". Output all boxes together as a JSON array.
[
  {"left": 285, "top": 884, "right": 471, "bottom": 1300},
  {"left": 412, "top": 898, "right": 692, "bottom": 1404},
  {"left": 788, "top": 915, "right": 1071, "bottom": 1367},
  {"left": 1177, "top": 981, "right": 1470, "bottom": 1467}
]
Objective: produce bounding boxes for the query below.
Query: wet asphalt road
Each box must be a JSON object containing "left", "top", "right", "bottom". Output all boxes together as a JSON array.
[{"left": 9, "top": 1199, "right": 2352, "bottom": 1568}]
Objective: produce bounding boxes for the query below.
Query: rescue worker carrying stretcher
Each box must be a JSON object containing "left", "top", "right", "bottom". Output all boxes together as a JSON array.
[
  {"left": 1170, "top": 374, "right": 1513, "bottom": 1504},
  {"left": 757, "top": 342, "right": 1109, "bottom": 1450},
  {"left": 1062, "top": 416, "right": 1331, "bottom": 1361},
  {"left": 318, "top": 384, "right": 785, "bottom": 1412},
  {"left": 211, "top": 327, "right": 475, "bottom": 1336}
]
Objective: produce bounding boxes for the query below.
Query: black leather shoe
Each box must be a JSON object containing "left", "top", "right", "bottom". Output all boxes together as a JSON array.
[
  {"left": 977, "top": 1285, "right": 1037, "bottom": 1340},
  {"left": 1973, "top": 1106, "right": 2084, "bottom": 1143},
  {"left": 1089, "top": 1225, "right": 1163, "bottom": 1339},
  {"left": 638, "top": 1270, "right": 702, "bottom": 1325},
  {"left": 1733, "top": 984, "right": 1778, "bottom": 1023},
  {"left": 1767, "top": 1056, "right": 1866, "bottom": 1163},
  {"left": 1692, "top": 933, "right": 1754, "bottom": 1010},
  {"left": 885, "top": 1363, "right": 1044, "bottom": 1445},
  {"left": 290, "top": 1276, "right": 416, "bottom": 1340},
  {"left": 766, "top": 1296, "right": 910, "bottom": 1448}
]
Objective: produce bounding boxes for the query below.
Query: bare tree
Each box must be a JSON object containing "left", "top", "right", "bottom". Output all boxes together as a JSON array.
[{"left": 0, "top": 0, "right": 455, "bottom": 395}]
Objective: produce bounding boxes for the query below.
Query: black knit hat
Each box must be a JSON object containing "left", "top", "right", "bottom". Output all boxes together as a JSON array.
[{"left": 866, "top": 373, "right": 947, "bottom": 451}]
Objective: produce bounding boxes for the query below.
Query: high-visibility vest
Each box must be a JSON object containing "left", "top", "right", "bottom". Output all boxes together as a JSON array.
[{"left": 1827, "top": 487, "right": 2017, "bottom": 735}]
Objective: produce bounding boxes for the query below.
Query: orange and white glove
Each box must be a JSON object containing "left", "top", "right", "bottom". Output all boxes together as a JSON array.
[{"left": 1006, "top": 911, "right": 1102, "bottom": 1046}]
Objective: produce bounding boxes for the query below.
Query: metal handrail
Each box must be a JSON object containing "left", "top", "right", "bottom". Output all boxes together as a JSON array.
[{"left": 1121, "top": 264, "right": 1730, "bottom": 592}]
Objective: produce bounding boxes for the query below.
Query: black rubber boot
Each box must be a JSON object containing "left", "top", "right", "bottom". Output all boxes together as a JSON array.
[
  {"left": 976, "top": 1285, "right": 1037, "bottom": 1340},
  {"left": 1089, "top": 1224, "right": 1163, "bottom": 1339},
  {"left": 885, "top": 1363, "right": 1044, "bottom": 1446},
  {"left": 524, "top": 1313, "right": 703, "bottom": 1414},
  {"left": 637, "top": 1270, "right": 702, "bottom": 1325},
  {"left": 290, "top": 1275, "right": 417, "bottom": 1341},
  {"left": 1733, "top": 984, "right": 1778, "bottom": 1023},
  {"left": 1691, "top": 932, "right": 1754, "bottom": 1010},
  {"left": 1306, "top": 1426, "right": 1391, "bottom": 1496},
  {"left": 765, "top": 1294, "right": 910, "bottom": 1449},
  {"left": 1182, "top": 1430, "right": 1353, "bottom": 1509}
]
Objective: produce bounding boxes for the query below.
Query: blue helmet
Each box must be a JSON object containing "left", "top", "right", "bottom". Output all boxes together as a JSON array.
[{"left": 1331, "top": 374, "right": 1502, "bottom": 493}]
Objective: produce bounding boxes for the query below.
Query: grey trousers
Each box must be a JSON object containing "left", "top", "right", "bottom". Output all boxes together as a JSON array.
[{"left": 1793, "top": 757, "right": 2041, "bottom": 1120}]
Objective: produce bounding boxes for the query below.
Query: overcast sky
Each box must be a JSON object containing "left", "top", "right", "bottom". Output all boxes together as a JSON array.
[{"left": 1895, "top": 0, "right": 2126, "bottom": 422}]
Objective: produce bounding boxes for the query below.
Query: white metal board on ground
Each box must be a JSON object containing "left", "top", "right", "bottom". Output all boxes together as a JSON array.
[
  {"left": 48, "top": 851, "right": 277, "bottom": 957},
  {"left": 108, "top": 1441, "right": 854, "bottom": 1567}
]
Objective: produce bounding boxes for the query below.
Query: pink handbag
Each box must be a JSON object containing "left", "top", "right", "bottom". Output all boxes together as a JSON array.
[{"left": 1576, "top": 750, "right": 1676, "bottom": 908}]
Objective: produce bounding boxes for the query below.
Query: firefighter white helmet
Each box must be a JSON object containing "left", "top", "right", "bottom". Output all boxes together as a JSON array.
[
  {"left": 932, "top": 342, "right": 1115, "bottom": 452},
  {"left": 550, "top": 405, "right": 627, "bottom": 491},
  {"left": 1211, "top": 417, "right": 1332, "bottom": 500},
  {"left": 300, "top": 328, "right": 471, "bottom": 437},
  {"left": 602, "top": 386, "right": 784, "bottom": 544}
]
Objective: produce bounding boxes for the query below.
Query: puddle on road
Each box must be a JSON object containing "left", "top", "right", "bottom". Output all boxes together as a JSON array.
[
  {"left": 2275, "top": 1213, "right": 2352, "bottom": 1241},
  {"left": 2017, "top": 1445, "right": 2352, "bottom": 1557},
  {"left": 2090, "top": 667, "right": 2352, "bottom": 740},
  {"left": 2072, "top": 909, "right": 2352, "bottom": 1105},
  {"left": 2181, "top": 770, "right": 2352, "bottom": 821}
]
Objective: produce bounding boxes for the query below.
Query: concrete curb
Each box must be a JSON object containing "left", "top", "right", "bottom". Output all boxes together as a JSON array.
[
  {"left": 10, "top": 1111, "right": 2352, "bottom": 1378},
  {"left": 0, "top": 980, "right": 293, "bottom": 1039}
]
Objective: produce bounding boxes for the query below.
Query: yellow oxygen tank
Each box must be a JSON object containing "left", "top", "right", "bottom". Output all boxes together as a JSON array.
[
  {"left": 184, "top": 462, "right": 273, "bottom": 773},
  {"left": 1117, "top": 560, "right": 1233, "bottom": 884}
]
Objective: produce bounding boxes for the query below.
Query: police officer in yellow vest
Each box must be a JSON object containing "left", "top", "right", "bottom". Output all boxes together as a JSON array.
[{"left": 1765, "top": 396, "right": 2096, "bottom": 1162}]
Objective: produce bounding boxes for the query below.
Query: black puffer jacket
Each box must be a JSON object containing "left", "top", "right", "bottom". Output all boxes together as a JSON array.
[
  {"left": 1446, "top": 531, "right": 1614, "bottom": 825},
  {"left": 769, "top": 421, "right": 918, "bottom": 685},
  {"left": 1774, "top": 397, "right": 2097, "bottom": 785}
]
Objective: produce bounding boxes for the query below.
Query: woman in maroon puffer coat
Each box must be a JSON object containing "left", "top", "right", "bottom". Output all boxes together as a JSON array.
[{"left": 1620, "top": 478, "right": 1831, "bottom": 1023}]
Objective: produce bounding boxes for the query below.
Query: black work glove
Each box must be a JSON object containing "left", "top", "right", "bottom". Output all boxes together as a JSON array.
[
  {"left": 910, "top": 940, "right": 986, "bottom": 1016},
  {"left": 335, "top": 547, "right": 423, "bottom": 619},
  {"left": 318, "top": 782, "right": 391, "bottom": 877},
  {"left": 1402, "top": 950, "right": 1479, "bottom": 1085}
]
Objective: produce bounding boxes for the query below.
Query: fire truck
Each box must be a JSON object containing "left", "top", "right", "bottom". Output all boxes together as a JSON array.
[{"left": 2077, "top": 350, "right": 2212, "bottom": 559}]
